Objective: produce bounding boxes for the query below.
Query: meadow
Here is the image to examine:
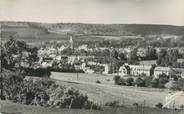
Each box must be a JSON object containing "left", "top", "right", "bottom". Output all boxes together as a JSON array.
[
  {"left": 50, "top": 72, "right": 184, "bottom": 108},
  {"left": 1, "top": 101, "right": 183, "bottom": 114}
]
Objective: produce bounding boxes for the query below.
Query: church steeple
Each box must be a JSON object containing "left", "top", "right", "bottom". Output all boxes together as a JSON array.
[{"left": 69, "top": 35, "right": 73, "bottom": 49}]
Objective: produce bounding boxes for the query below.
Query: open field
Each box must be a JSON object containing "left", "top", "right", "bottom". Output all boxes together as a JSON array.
[
  {"left": 50, "top": 72, "right": 184, "bottom": 108},
  {"left": 1, "top": 72, "right": 184, "bottom": 114},
  {"left": 1, "top": 101, "right": 183, "bottom": 114}
]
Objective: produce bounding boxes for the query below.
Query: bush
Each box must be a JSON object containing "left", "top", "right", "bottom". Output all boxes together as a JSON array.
[
  {"left": 170, "top": 79, "right": 184, "bottom": 91},
  {"left": 158, "top": 76, "right": 169, "bottom": 88},
  {"left": 105, "top": 101, "right": 120, "bottom": 107},
  {"left": 132, "top": 103, "right": 139, "bottom": 107},
  {"left": 96, "top": 80, "right": 101, "bottom": 84},
  {"left": 113, "top": 75, "right": 120, "bottom": 85},
  {"left": 22, "top": 67, "right": 51, "bottom": 77},
  {"left": 83, "top": 101, "right": 101, "bottom": 110},
  {"left": 113, "top": 75, "right": 126, "bottom": 85},
  {"left": 144, "top": 76, "right": 153, "bottom": 87},
  {"left": 151, "top": 78, "right": 159, "bottom": 88},
  {"left": 1, "top": 70, "right": 100, "bottom": 109},
  {"left": 155, "top": 102, "right": 163, "bottom": 109},
  {"left": 125, "top": 78, "right": 134, "bottom": 86},
  {"left": 134, "top": 77, "right": 145, "bottom": 87}
]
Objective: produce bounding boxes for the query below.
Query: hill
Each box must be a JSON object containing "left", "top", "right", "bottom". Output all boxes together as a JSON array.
[{"left": 1, "top": 21, "right": 184, "bottom": 41}]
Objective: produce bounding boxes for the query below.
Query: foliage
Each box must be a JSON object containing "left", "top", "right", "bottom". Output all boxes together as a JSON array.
[
  {"left": 1, "top": 70, "right": 99, "bottom": 109},
  {"left": 158, "top": 74, "right": 169, "bottom": 88},
  {"left": 1, "top": 38, "right": 39, "bottom": 70},
  {"left": 144, "top": 76, "right": 153, "bottom": 87},
  {"left": 22, "top": 67, "right": 51, "bottom": 77},
  {"left": 157, "top": 49, "right": 178, "bottom": 67},
  {"left": 113, "top": 75, "right": 121, "bottom": 85},
  {"left": 170, "top": 78, "right": 184, "bottom": 91},
  {"left": 134, "top": 77, "right": 145, "bottom": 87},
  {"left": 113, "top": 76, "right": 126, "bottom": 85},
  {"left": 125, "top": 78, "right": 134, "bottom": 86},
  {"left": 155, "top": 102, "right": 163, "bottom": 109},
  {"left": 128, "top": 48, "right": 138, "bottom": 64},
  {"left": 151, "top": 78, "right": 159, "bottom": 88},
  {"left": 96, "top": 80, "right": 101, "bottom": 84},
  {"left": 145, "top": 46, "right": 157, "bottom": 60},
  {"left": 105, "top": 101, "right": 120, "bottom": 107}
]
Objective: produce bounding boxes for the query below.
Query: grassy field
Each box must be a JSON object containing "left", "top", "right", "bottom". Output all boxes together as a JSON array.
[
  {"left": 1, "top": 72, "right": 184, "bottom": 114},
  {"left": 50, "top": 72, "right": 184, "bottom": 108},
  {"left": 1, "top": 101, "right": 183, "bottom": 114}
]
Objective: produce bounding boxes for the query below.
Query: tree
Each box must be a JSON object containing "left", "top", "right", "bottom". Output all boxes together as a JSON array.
[
  {"left": 157, "top": 49, "right": 178, "bottom": 67},
  {"left": 158, "top": 74, "right": 169, "bottom": 88},
  {"left": 111, "top": 49, "right": 118, "bottom": 60},
  {"left": 157, "top": 49, "right": 167, "bottom": 66},
  {"left": 128, "top": 48, "right": 138, "bottom": 64},
  {"left": 119, "top": 52, "right": 126, "bottom": 61},
  {"left": 145, "top": 46, "right": 157, "bottom": 60}
]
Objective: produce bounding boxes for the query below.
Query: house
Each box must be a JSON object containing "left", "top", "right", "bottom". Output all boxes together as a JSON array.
[
  {"left": 130, "top": 65, "right": 152, "bottom": 76},
  {"left": 119, "top": 64, "right": 151, "bottom": 77},
  {"left": 119, "top": 64, "right": 131, "bottom": 76},
  {"left": 154, "top": 67, "right": 171, "bottom": 78},
  {"left": 172, "top": 68, "right": 184, "bottom": 78}
]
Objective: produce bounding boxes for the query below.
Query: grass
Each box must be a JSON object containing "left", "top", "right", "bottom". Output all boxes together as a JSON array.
[
  {"left": 50, "top": 72, "right": 184, "bottom": 108},
  {"left": 1, "top": 101, "right": 184, "bottom": 114}
]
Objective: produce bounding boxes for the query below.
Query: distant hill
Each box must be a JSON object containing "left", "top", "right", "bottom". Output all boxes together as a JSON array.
[{"left": 1, "top": 21, "right": 184, "bottom": 41}]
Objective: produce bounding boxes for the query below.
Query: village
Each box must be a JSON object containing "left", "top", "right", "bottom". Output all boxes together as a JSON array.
[{"left": 16, "top": 36, "right": 184, "bottom": 84}]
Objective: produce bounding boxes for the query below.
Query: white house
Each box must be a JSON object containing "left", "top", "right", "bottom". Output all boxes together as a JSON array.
[
  {"left": 130, "top": 65, "right": 152, "bottom": 76},
  {"left": 172, "top": 68, "right": 184, "bottom": 78},
  {"left": 154, "top": 67, "right": 171, "bottom": 78},
  {"left": 119, "top": 64, "right": 151, "bottom": 77},
  {"left": 119, "top": 65, "right": 131, "bottom": 76}
]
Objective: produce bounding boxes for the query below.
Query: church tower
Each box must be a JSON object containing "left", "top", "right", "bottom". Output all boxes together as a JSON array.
[{"left": 69, "top": 35, "right": 74, "bottom": 49}]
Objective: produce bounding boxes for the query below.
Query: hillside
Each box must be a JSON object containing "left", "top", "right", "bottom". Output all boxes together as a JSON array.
[{"left": 1, "top": 21, "right": 184, "bottom": 41}]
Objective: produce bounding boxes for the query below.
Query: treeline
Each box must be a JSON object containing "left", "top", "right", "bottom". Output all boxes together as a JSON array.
[
  {"left": 2, "top": 21, "right": 184, "bottom": 36},
  {"left": 113, "top": 74, "right": 184, "bottom": 91},
  {"left": 0, "top": 38, "right": 51, "bottom": 77},
  {"left": 44, "top": 23, "right": 184, "bottom": 36}
]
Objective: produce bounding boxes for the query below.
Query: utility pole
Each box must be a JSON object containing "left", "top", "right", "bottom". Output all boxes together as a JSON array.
[
  {"left": 0, "top": 27, "right": 4, "bottom": 100},
  {"left": 172, "top": 100, "right": 175, "bottom": 114}
]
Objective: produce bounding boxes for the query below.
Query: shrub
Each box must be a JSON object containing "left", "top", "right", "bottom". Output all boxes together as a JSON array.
[
  {"left": 113, "top": 75, "right": 120, "bottom": 85},
  {"left": 96, "top": 80, "right": 101, "bottom": 84},
  {"left": 158, "top": 76, "right": 169, "bottom": 88},
  {"left": 144, "top": 76, "right": 153, "bottom": 87},
  {"left": 22, "top": 67, "right": 51, "bottom": 77},
  {"left": 155, "top": 102, "right": 163, "bottom": 109},
  {"left": 134, "top": 77, "right": 145, "bottom": 87},
  {"left": 133, "top": 103, "right": 139, "bottom": 107},
  {"left": 180, "top": 104, "right": 184, "bottom": 109},
  {"left": 118, "top": 78, "right": 126, "bottom": 85},
  {"left": 125, "top": 77, "right": 134, "bottom": 86},
  {"left": 105, "top": 101, "right": 120, "bottom": 107},
  {"left": 83, "top": 101, "right": 101, "bottom": 110},
  {"left": 113, "top": 75, "right": 126, "bottom": 85},
  {"left": 151, "top": 78, "right": 159, "bottom": 88},
  {"left": 1, "top": 70, "right": 100, "bottom": 109},
  {"left": 170, "top": 79, "right": 184, "bottom": 91}
]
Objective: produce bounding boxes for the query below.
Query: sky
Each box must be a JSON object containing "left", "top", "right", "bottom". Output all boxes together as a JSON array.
[{"left": 0, "top": 0, "right": 184, "bottom": 25}]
